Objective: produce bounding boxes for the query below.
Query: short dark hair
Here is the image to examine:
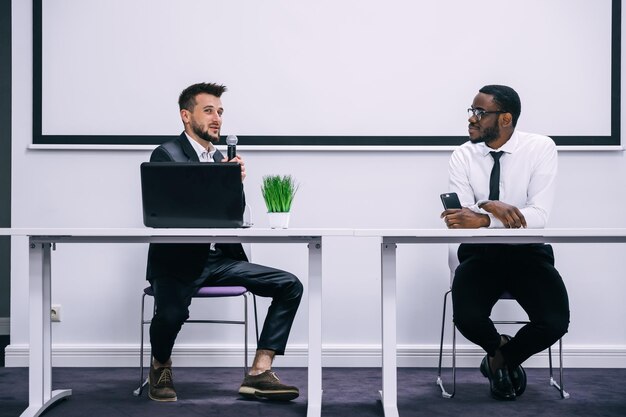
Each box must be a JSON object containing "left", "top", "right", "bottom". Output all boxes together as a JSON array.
[
  {"left": 479, "top": 85, "right": 521, "bottom": 127},
  {"left": 178, "top": 82, "right": 227, "bottom": 111}
]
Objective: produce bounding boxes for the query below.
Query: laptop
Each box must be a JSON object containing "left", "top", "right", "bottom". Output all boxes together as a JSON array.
[{"left": 141, "top": 162, "right": 247, "bottom": 228}]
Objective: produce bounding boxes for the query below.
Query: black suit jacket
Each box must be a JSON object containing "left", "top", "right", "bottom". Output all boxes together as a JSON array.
[{"left": 146, "top": 133, "right": 248, "bottom": 282}]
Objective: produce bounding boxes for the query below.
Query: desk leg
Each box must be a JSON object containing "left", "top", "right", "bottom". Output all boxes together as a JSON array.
[
  {"left": 380, "top": 243, "right": 399, "bottom": 417},
  {"left": 21, "top": 242, "right": 71, "bottom": 417},
  {"left": 307, "top": 241, "right": 322, "bottom": 417}
]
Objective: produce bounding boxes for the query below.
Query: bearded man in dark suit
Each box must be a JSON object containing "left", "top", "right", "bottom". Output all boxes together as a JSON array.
[{"left": 146, "top": 82, "right": 302, "bottom": 403}]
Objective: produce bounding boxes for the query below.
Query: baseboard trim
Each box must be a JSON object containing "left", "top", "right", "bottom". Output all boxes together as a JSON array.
[
  {"left": 6, "top": 343, "right": 626, "bottom": 368},
  {"left": 0, "top": 317, "right": 9, "bottom": 335}
]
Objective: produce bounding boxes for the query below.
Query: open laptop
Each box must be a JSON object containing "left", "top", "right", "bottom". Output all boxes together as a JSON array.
[{"left": 141, "top": 162, "right": 247, "bottom": 228}]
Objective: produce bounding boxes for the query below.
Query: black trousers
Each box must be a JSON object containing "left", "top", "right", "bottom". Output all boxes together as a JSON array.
[
  {"left": 451, "top": 244, "right": 570, "bottom": 368},
  {"left": 149, "top": 249, "right": 303, "bottom": 364}
]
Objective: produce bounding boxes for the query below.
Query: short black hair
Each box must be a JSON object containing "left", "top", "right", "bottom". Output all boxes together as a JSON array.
[
  {"left": 479, "top": 85, "right": 521, "bottom": 127},
  {"left": 178, "top": 82, "right": 227, "bottom": 111}
]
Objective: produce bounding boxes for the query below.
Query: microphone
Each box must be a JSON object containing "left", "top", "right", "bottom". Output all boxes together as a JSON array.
[{"left": 226, "top": 135, "right": 238, "bottom": 160}]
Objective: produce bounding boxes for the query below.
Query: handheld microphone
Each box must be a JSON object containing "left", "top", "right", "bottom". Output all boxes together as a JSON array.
[{"left": 226, "top": 135, "right": 238, "bottom": 160}]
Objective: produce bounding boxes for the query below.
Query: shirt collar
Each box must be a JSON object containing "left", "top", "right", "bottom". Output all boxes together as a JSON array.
[
  {"left": 184, "top": 132, "right": 216, "bottom": 161},
  {"left": 479, "top": 130, "right": 519, "bottom": 157}
]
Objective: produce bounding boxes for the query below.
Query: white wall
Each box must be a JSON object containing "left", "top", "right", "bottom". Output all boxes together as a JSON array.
[{"left": 8, "top": 0, "right": 626, "bottom": 368}]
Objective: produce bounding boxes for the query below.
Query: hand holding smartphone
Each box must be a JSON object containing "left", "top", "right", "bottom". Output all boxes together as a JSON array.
[{"left": 440, "top": 192, "right": 462, "bottom": 210}]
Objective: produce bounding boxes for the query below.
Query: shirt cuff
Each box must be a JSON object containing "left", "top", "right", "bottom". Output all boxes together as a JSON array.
[
  {"left": 468, "top": 203, "right": 488, "bottom": 215},
  {"left": 469, "top": 202, "right": 503, "bottom": 228},
  {"left": 486, "top": 213, "right": 504, "bottom": 229}
]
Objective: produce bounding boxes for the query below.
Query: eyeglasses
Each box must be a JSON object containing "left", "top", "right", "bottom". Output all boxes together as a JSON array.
[{"left": 467, "top": 108, "right": 506, "bottom": 121}]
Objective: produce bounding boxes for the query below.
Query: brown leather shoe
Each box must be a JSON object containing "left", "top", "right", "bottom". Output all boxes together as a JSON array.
[
  {"left": 148, "top": 365, "right": 177, "bottom": 402},
  {"left": 239, "top": 370, "right": 299, "bottom": 401}
]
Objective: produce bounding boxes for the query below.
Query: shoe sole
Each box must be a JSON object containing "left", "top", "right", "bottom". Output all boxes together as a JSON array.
[
  {"left": 148, "top": 375, "right": 177, "bottom": 402},
  {"left": 238, "top": 386, "right": 299, "bottom": 401},
  {"left": 148, "top": 392, "right": 177, "bottom": 402}
]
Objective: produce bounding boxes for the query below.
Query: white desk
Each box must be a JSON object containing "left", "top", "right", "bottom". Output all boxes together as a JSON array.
[
  {"left": 354, "top": 228, "right": 626, "bottom": 417},
  {"left": 4, "top": 227, "right": 350, "bottom": 417}
]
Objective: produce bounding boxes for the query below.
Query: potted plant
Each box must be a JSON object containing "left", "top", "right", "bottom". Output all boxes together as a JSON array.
[{"left": 261, "top": 175, "right": 299, "bottom": 228}]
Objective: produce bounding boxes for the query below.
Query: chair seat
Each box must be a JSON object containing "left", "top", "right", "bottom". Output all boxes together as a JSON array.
[
  {"left": 143, "top": 285, "right": 248, "bottom": 298},
  {"left": 134, "top": 284, "right": 257, "bottom": 397}
]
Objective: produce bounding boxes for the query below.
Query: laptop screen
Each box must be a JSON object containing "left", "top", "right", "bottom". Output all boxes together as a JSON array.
[{"left": 140, "top": 162, "right": 245, "bottom": 228}]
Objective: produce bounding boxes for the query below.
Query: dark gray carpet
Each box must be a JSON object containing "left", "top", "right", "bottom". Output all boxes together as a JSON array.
[{"left": 1, "top": 367, "right": 625, "bottom": 417}]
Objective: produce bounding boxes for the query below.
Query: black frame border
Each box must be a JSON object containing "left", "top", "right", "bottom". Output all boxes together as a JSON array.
[{"left": 33, "top": 0, "right": 621, "bottom": 147}]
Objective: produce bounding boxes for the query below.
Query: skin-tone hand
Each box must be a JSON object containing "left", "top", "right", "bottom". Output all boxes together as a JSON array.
[
  {"left": 480, "top": 200, "right": 527, "bottom": 228},
  {"left": 441, "top": 208, "right": 490, "bottom": 229},
  {"left": 222, "top": 154, "right": 246, "bottom": 181}
]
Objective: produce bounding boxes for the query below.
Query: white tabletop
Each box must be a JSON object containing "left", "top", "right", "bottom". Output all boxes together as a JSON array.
[
  {"left": 2, "top": 227, "right": 351, "bottom": 236},
  {"left": 354, "top": 227, "right": 626, "bottom": 244},
  {"left": 0, "top": 227, "right": 353, "bottom": 243},
  {"left": 4, "top": 227, "right": 626, "bottom": 239},
  {"left": 355, "top": 227, "right": 626, "bottom": 237}
]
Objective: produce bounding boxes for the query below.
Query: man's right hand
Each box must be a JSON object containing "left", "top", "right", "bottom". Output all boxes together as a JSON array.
[
  {"left": 222, "top": 154, "right": 246, "bottom": 182},
  {"left": 479, "top": 201, "right": 527, "bottom": 228},
  {"left": 441, "top": 208, "right": 490, "bottom": 229}
]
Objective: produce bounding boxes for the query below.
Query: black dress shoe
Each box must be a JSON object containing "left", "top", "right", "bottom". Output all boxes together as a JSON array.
[
  {"left": 508, "top": 363, "right": 527, "bottom": 396},
  {"left": 480, "top": 355, "right": 516, "bottom": 401},
  {"left": 501, "top": 335, "right": 527, "bottom": 396}
]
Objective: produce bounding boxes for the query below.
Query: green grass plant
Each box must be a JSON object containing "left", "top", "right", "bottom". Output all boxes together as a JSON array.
[{"left": 261, "top": 175, "right": 299, "bottom": 213}]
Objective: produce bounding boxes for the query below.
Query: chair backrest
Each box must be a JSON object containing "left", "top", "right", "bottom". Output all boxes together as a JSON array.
[{"left": 448, "top": 244, "right": 460, "bottom": 287}]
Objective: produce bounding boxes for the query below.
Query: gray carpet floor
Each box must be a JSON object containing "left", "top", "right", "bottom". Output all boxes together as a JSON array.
[{"left": 1, "top": 367, "right": 625, "bottom": 417}]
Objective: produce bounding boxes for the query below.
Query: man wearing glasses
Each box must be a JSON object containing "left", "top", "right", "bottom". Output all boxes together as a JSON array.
[{"left": 440, "top": 85, "right": 570, "bottom": 400}]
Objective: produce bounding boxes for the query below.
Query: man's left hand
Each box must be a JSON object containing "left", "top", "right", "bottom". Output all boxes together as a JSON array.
[{"left": 480, "top": 201, "right": 527, "bottom": 228}]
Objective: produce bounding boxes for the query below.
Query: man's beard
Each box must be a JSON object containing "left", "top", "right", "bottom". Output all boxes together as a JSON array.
[
  {"left": 191, "top": 120, "right": 220, "bottom": 144},
  {"left": 470, "top": 123, "right": 500, "bottom": 145}
]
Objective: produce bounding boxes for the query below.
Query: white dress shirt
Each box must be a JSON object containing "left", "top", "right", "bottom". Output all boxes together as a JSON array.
[
  {"left": 448, "top": 130, "right": 557, "bottom": 229},
  {"left": 185, "top": 133, "right": 217, "bottom": 250},
  {"left": 185, "top": 133, "right": 216, "bottom": 162}
]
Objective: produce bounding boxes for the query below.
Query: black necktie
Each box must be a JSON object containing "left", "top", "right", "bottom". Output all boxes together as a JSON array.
[{"left": 489, "top": 151, "right": 503, "bottom": 201}]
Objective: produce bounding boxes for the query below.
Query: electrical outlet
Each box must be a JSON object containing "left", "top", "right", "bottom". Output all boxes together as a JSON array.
[{"left": 51, "top": 304, "right": 61, "bottom": 322}]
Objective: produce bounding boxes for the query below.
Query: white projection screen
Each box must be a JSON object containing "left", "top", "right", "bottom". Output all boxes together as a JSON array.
[{"left": 35, "top": 0, "right": 620, "bottom": 147}]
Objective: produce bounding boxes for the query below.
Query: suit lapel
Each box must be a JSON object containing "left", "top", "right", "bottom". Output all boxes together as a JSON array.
[
  {"left": 178, "top": 132, "right": 200, "bottom": 162},
  {"left": 213, "top": 148, "right": 224, "bottom": 162},
  {"left": 179, "top": 132, "right": 225, "bottom": 163}
]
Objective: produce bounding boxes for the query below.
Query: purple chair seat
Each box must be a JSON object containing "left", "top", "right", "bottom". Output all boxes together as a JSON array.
[
  {"left": 134, "top": 284, "right": 257, "bottom": 397},
  {"left": 143, "top": 286, "right": 248, "bottom": 298}
]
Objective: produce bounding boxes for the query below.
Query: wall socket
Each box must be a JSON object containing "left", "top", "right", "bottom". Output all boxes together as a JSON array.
[{"left": 51, "top": 304, "right": 61, "bottom": 322}]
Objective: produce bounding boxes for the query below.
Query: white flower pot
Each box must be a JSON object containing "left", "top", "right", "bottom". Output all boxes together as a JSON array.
[{"left": 268, "top": 212, "right": 290, "bottom": 229}]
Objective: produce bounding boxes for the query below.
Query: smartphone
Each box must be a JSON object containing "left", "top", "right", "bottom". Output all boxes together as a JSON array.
[{"left": 440, "top": 192, "right": 462, "bottom": 209}]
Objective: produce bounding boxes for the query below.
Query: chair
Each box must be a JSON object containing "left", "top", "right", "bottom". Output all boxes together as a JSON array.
[
  {"left": 436, "top": 244, "right": 569, "bottom": 399},
  {"left": 133, "top": 285, "right": 259, "bottom": 396}
]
